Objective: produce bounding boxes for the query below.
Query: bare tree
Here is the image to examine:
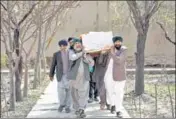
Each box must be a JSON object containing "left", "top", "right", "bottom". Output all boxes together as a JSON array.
[
  {"left": 1, "top": 1, "right": 39, "bottom": 110},
  {"left": 126, "top": 1, "right": 164, "bottom": 95},
  {"left": 22, "top": 1, "right": 51, "bottom": 97},
  {"left": 32, "top": 1, "right": 80, "bottom": 89}
]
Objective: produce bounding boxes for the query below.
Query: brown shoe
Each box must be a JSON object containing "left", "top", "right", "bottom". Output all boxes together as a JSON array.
[{"left": 100, "top": 104, "right": 105, "bottom": 110}]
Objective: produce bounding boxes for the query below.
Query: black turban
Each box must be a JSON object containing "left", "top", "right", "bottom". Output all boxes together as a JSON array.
[
  {"left": 112, "top": 36, "right": 123, "bottom": 43},
  {"left": 72, "top": 38, "right": 82, "bottom": 45}
]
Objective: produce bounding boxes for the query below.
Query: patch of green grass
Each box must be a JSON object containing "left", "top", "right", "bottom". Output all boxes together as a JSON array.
[
  {"left": 1, "top": 54, "right": 8, "bottom": 68},
  {"left": 145, "top": 83, "right": 175, "bottom": 98}
]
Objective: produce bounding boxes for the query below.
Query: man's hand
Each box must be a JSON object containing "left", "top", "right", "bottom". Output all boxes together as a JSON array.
[
  {"left": 110, "top": 46, "right": 115, "bottom": 54},
  {"left": 50, "top": 77, "right": 53, "bottom": 81},
  {"left": 82, "top": 46, "right": 87, "bottom": 54},
  {"left": 101, "top": 45, "right": 111, "bottom": 54}
]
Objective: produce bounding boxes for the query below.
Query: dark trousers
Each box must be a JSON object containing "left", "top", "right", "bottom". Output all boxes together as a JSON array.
[{"left": 89, "top": 73, "right": 98, "bottom": 99}]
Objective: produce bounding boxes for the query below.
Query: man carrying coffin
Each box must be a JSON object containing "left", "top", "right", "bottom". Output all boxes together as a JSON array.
[
  {"left": 88, "top": 62, "right": 99, "bottom": 103},
  {"left": 92, "top": 51, "right": 110, "bottom": 110},
  {"left": 103, "top": 36, "right": 128, "bottom": 118},
  {"left": 67, "top": 38, "right": 94, "bottom": 118},
  {"left": 81, "top": 33, "right": 111, "bottom": 110}
]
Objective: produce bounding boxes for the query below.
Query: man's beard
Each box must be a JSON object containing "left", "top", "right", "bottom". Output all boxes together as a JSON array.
[
  {"left": 74, "top": 47, "right": 82, "bottom": 52},
  {"left": 115, "top": 45, "right": 121, "bottom": 50}
]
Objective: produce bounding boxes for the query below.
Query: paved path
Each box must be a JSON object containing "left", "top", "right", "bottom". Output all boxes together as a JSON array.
[
  {"left": 1, "top": 68, "right": 175, "bottom": 74},
  {"left": 26, "top": 78, "right": 130, "bottom": 118}
]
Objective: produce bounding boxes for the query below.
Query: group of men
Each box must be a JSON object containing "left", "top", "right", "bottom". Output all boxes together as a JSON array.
[{"left": 49, "top": 35, "right": 127, "bottom": 118}]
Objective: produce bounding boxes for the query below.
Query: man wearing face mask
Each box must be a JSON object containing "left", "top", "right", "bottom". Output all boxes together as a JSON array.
[
  {"left": 103, "top": 36, "right": 127, "bottom": 118},
  {"left": 67, "top": 38, "right": 94, "bottom": 118},
  {"left": 49, "top": 40, "right": 71, "bottom": 113}
]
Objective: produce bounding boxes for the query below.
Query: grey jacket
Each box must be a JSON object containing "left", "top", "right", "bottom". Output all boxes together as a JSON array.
[
  {"left": 67, "top": 50, "right": 94, "bottom": 81},
  {"left": 49, "top": 51, "right": 67, "bottom": 82}
]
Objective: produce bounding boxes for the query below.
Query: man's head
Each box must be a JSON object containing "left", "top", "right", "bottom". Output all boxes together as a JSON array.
[
  {"left": 68, "top": 37, "right": 74, "bottom": 47},
  {"left": 112, "top": 36, "right": 123, "bottom": 50},
  {"left": 72, "top": 38, "right": 82, "bottom": 52},
  {"left": 58, "top": 39, "right": 68, "bottom": 51}
]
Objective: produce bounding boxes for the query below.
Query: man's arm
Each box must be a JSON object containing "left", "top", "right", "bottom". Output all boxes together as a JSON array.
[
  {"left": 49, "top": 53, "right": 57, "bottom": 80},
  {"left": 97, "top": 46, "right": 111, "bottom": 65},
  {"left": 83, "top": 54, "right": 95, "bottom": 67},
  {"left": 69, "top": 50, "right": 83, "bottom": 61},
  {"left": 110, "top": 48, "right": 127, "bottom": 64}
]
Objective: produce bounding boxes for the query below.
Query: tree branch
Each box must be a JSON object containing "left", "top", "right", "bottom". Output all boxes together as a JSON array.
[
  {"left": 156, "top": 22, "right": 176, "bottom": 45},
  {"left": 22, "top": 46, "right": 27, "bottom": 55},
  {"left": 1, "top": 28, "right": 11, "bottom": 54},
  {"left": 22, "top": 27, "right": 38, "bottom": 43},
  {"left": 145, "top": 1, "right": 164, "bottom": 22},
  {"left": 127, "top": 1, "right": 144, "bottom": 34},
  {"left": 27, "top": 37, "right": 37, "bottom": 57},
  {"left": 20, "top": 18, "right": 35, "bottom": 41},
  {"left": 18, "top": 2, "right": 39, "bottom": 26},
  {"left": 0, "top": 2, "right": 7, "bottom": 11},
  {"left": 2, "top": 17, "right": 15, "bottom": 30},
  {"left": 1, "top": 1, "right": 17, "bottom": 26}
]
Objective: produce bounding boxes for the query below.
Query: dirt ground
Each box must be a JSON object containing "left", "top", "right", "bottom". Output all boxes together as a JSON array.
[
  {"left": 1, "top": 74, "right": 175, "bottom": 118},
  {"left": 124, "top": 74, "right": 175, "bottom": 118}
]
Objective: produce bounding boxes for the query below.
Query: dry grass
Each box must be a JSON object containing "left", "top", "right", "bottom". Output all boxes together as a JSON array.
[{"left": 1, "top": 77, "right": 50, "bottom": 118}]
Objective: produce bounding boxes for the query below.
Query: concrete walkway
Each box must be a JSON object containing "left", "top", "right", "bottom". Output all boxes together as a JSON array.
[
  {"left": 1, "top": 68, "right": 175, "bottom": 74},
  {"left": 26, "top": 78, "right": 130, "bottom": 118}
]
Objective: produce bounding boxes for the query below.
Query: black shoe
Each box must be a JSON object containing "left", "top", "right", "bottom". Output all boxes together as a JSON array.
[
  {"left": 106, "top": 104, "right": 111, "bottom": 110},
  {"left": 88, "top": 98, "right": 94, "bottom": 103},
  {"left": 116, "top": 111, "right": 123, "bottom": 118},
  {"left": 94, "top": 97, "right": 99, "bottom": 102},
  {"left": 78, "top": 109, "right": 86, "bottom": 118},
  {"left": 111, "top": 105, "right": 116, "bottom": 114},
  {"left": 58, "top": 105, "right": 65, "bottom": 112},
  {"left": 75, "top": 110, "right": 80, "bottom": 115},
  {"left": 65, "top": 108, "right": 71, "bottom": 113}
]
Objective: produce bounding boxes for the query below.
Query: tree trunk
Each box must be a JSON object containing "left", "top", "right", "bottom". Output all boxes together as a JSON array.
[
  {"left": 38, "top": 58, "right": 41, "bottom": 84},
  {"left": 135, "top": 33, "right": 147, "bottom": 95},
  {"left": 14, "top": 28, "right": 23, "bottom": 102},
  {"left": 9, "top": 60, "right": 16, "bottom": 111},
  {"left": 33, "top": 6, "right": 42, "bottom": 89},
  {"left": 33, "top": 52, "right": 39, "bottom": 89},
  {"left": 107, "top": 1, "right": 110, "bottom": 30},
  {"left": 41, "top": 52, "right": 47, "bottom": 80},
  {"left": 23, "top": 56, "right": 28, "bottom": 97},
  {"left": 41, "top": 25, "right": 47, "bottom": 81},
  {"left": 15, "top": 56, "right": 23, "bottom": 101},
  {"left": 95, "top": 1, "right": 99, "bottom": 31}
]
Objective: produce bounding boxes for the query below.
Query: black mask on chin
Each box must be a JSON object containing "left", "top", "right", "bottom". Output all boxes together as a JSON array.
[{"left": 115, "top": 45, "right": 121, "bottom": 50}]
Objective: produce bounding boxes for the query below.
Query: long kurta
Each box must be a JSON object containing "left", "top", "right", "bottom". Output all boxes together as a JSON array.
[
  {"left": 69, "top": 58, "right": 89, "bottom": 91},
  {"left": 68, "top": 49, "right": 94, "bottom": 111}
]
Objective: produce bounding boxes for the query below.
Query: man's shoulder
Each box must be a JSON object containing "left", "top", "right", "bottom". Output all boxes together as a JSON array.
[{"left": 53, "top": 51, "right": 61, "bottom": 55}]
